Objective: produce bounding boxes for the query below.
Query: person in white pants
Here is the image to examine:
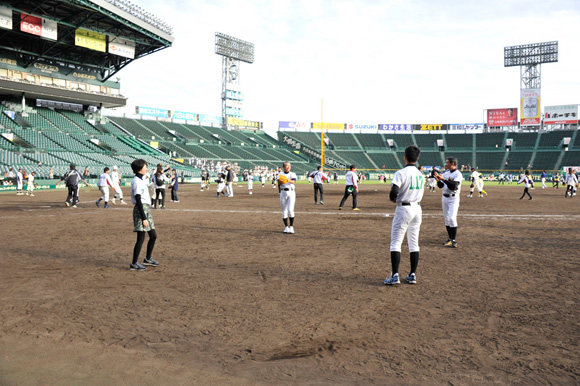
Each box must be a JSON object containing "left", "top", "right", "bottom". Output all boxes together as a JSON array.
[
  {"left": 384, "top": 146, "right": 425, "bottom": 286},
  {"left": 96, "top": 167, "right": 114, "bottom": 208},
  {"left": 247, "top": 171, "right": 254, "bottom": 195},
  {"left": 26, "top": 172, "right": 36, "bottom": 196},
  {"left": 278, "top": 162, "right": 297, "bottom": 234},
  {"left": 110, "top": 165, "right": 127, "bottom": 205},
  {"left": 435, "top": 157, "right": 463, "bottom": 248}
]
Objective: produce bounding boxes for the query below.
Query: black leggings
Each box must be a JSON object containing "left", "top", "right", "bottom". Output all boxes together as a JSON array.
[
  {"left": 154, "top": 189, "right": 166, "bottom": 207},
  {"left": 133, "top": 230, "right": 157, "bottom": 264},
  {"left": 520, "top": 187, "right": 532, "bottom": 199}
]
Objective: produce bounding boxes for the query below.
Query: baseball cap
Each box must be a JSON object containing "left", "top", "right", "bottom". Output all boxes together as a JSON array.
[{"left": 113, "top": 165, "right": 118, "bottom": 170}]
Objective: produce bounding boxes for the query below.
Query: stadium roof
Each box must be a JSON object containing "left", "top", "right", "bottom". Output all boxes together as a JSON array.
[{"left": 0, "top": 0, "right": 174, "bottom": 82}]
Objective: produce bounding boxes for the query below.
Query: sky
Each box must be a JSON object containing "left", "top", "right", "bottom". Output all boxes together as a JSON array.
[{"left": 113, "top": 0, "right": 580, "bottom": 136}]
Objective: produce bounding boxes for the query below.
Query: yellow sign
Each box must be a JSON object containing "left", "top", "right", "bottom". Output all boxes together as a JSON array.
[
  {"left": 75, "top": 29, "right": 106, "bottom": 52},
  {"left": 227, "top": 117, "right": 261, "bottom": 128},
  {"left": 149, "top": 141, "right": 159, "bottom": 148},
  {"left": 312, "top": 122, "right": 345, "bottom": 130},
  {"left": 419, "top": 124, "right": 443, "bottom": 130}
]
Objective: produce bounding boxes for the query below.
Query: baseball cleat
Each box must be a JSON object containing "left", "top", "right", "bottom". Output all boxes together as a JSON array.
[
  {"left": 353, "top": 208, "right": 360, "bottom": 211},
  {"left": 288, "top": 226, "right": 295, "bottom": 234},
  {"left": 96, "top": 200, "right": 100, "bottom": 207},
  {"left": 442, "top": 239, "right": 453, "bottom": 246},
  {"left": 405, "top": 273, "right": 417, "bottom": 284},
  {"left": 320, "top": 201, "right": 324, "bottom": 205},
  {"left": 384, "top": 274, "right": 400, "bottom": 285},
  {"left": 338, "top": 207, "right": 342, "bottom": 210},
  {"left": 104, "top": 205, "right": 110, "bottom": 208},
  {"left": 65, "top": 202, "right": 70, "bottom": 207},
  {"left": 283, "top": 226, "right": 289, "bottom": 233},
  {"left": 466, "top": 194, "right": 472, "bottom": 197},
  {"left": 451, "top": 241, "right": 458, "bottom": 248}
]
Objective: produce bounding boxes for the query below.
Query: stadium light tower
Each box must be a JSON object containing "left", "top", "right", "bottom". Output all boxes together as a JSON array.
[
  {"left": 214, "top": 32, "right": 254, "bottom": 128},
  {"left": 504, "top": 41, "right": 558, "bottom": 127}
]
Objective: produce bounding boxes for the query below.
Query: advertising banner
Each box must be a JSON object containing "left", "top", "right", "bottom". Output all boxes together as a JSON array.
[
  {"left": 416, "top": 124, "right": 448, "bottom": 131},
  {"left": 75, "top": 29, "right": 106, "bottom": 52},
  {"left": 21, "top": 14, "right": 57, "bottom": 40},
  {"left": 449, "top": 123, "right": 484, "bottom": 130},
  {"left": 0, "top": 6, "right": 12, "bottom": 30},
  {"left": 312, "top": 122, "right": 345, "bottom": 130},
  {"left": 281, "top": 134, "right": 347, "bottom": 169},
  {"left": 346, "top": 123, "right": 378, "bottom": 130},
  {"left": 136, "top": 106, "right": 169, "bottom": 118},
  {"left": 109, "top": 38, "right": 135, "bottom": 59},
  {"left": 520, "top": 88, "right": 541, "bottom": 126},
  {"left": 278, "top": 121, "right": 309, "bottom": 130},
  {"left": 227, "top": 118, "right": 261, "bottom": 128},
  {"left": 487, "top": 108, "right": 518, "bottom": 127},
  {"left": 544, "top": 105, "right": 578, "bottom": 124},
  {"left": 199, "top": 114, "right": 222, "bottom": 125},
  {"left": 225, "top": 90, "right": 243, "bottom": 100},
  {"left": 379, "top": 124, "right": 412, "bottom": 131},
  {"left": 171, "top": 111, "right": 196, "bottom": 121}
]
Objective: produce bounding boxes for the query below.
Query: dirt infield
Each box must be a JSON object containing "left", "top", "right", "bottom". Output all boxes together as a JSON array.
[{"left": 1, "top": 182, "right": 579, "bottom": 385}]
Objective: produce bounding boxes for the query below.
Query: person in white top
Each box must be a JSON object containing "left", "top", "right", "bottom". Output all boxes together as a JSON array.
[
  {"left": 130, "top": 159, "right": 159, "bottom": 271},
  {"left": 272, "top": 167, "right": 281, "bottom": 189},
  {"left": 16, "top": 168, "right": 24, "bottom": 195},
  {"left": 110, "top": 165, "right": 127, "bottom": 205},
  {"left": 384, "top": 146, "right": 425, "bottom": 286},
  {"left": 247, "top": 171, "right": 254, "bottom": 195},
  {"left": 260, "top": 171, "right": 266, "bottom": 188},
  {"left": 96, "top": 167, "right": 114, "bottom": 208},
  {"left": 309, "top": 165, "right": 328, "bottom": 205},
  {"left": 339, "top": 165, "right": 359, "bottom": 210},
  {"left": 564, "top": 168, "right": 578, "bottom": 198},
  {"left": 518, "top": 170, "right": 533, "bottom": 200},
  {"left": 152, "top": 165, "right": 171, "bottom": 209},
  {"left": 467, "top": 168, "right": 487, "bottom": 198},
  {"left": 26, "top": 171, "right": 37, "bottom": 196},
  {"left": 434, "top": 157, "right": 464, "bottom": 248},
  {"left": 278, "top": 162, "right": 297, "bottom": 234}
]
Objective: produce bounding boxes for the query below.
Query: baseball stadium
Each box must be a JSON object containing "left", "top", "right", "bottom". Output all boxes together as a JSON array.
[{"left": 1, "top": 1, "right": 579, "bottom": 385}]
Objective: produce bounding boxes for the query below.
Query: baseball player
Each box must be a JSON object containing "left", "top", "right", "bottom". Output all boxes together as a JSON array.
[
  {"left": 518, "top": 170, "right": 533, "bottom": 200},
  {"left": 272, "top": 167, "right": 281, "bottom": 189},
  {"left": 309, "top": 165, "right": 328, "bottom": 205},
  {"left": 96, "top": 167, "right": 114, "bottom": 208},
  {"left": 339, "top": 165, "right": 360, "bottom": 211},
  {"left": 16, "top": 168, "right": 24, "bottom": 195},
  {"left": 247, "top": 170, "right": 254, "bottom": 195},
  {"left": 540, "top": 171, "right": 547, "bottom": 189},
  {"left": 278, "top": 162, "right": 297, "bottom": 234},
  {"left": 110, "top": 166, "right": 127, "bottom": 205},
  {"left": 215, "top": 171, "right": 227, "bottom": 197},
  {"left": 26, "top": 171, "right": 37, "bottom": 196},
  {"left": 428, "top": 168, "right": 437, "bottom": 192},
  {"left": 564, "top": 168, "right": 578, "bottom": 198},
  {"left": 435, "top": 157, "right": 463, "bottom": 248},
  {"left": 225, "top": 165, "right": 234, "bottom": 197},
  {"left": 260, "top": 171, "right": 266, "bottom": 188},
  {"left": 200, "top": 171, "right": 207, "bottom": 191},
  {"left": 56, "top": 163, "right": 90, "bottom": 207},
  {"left": 384, "top": 146, "right": 425, "bottom": 286}
]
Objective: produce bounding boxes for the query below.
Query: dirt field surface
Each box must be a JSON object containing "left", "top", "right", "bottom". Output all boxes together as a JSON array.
[{"left": 1, "top": 181, "right": 579, "bottom": 385}]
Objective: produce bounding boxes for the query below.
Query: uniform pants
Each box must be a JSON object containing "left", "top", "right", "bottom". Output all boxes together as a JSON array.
[
  {"left": 390, "top": 204, "right": 422, "bottom": 252},
  {"left": 99, "top": 186, "right": 110, "bottom": 202},
  {"left": 476, "top": 181, "right": 484, "bottom": 193},
  {"left": 541, "top": 178, "right": 546, "bottom": 188},
  {"left": 248, "top": 181, "right": 253, "bottom": 191},
  {"left": 339, "top": 186, "right": 357, "bottom": 208},
  {"left": 280, "top": 190, "right": 296, "bottom": 219},
  {"left": 27, "top": 184, "right": 34, "bottom": 193},
  {"left": 442, "top": 195, "right": 460, "bottom": 227},
  {"left": 66, "top": 185, "right": 79, "bottom": 206},
  {"left": 217, "top": 183, "right": 226, "bottom": 194},
  {"left": 113, "top": 184, "right": 123, "bottom": 199},
  {"left": 313, "top": 183, "right": 324, "bottom": 203},
  {"left": 227, "top": 182, "right": 233, "bottom": 196}
]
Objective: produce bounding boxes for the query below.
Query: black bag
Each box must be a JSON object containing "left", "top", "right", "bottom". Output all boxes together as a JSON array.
[{"left": 155, "top": 175, "right": 164, "bottom": 187}]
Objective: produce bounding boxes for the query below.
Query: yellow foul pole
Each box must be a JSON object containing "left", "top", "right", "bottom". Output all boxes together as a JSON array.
[{"left": 320, "top": 98, "right": 324, "bottom": 168}]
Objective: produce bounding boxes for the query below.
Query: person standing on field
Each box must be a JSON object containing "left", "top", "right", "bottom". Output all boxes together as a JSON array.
[{"left": 384, "top": 146, "right": 425, "bottom": 286}]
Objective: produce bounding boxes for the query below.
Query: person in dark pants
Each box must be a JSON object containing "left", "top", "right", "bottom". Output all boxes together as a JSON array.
[
  {"left": 309, "top": 165, "right": 328, "bottom": 205},
  {"left": 153, "top": 165, "right": 170, "bottom": 209},
  {"left": 339, "top": 164, "right": 360, "bottom": 211},
  {"left": 170, "top": 169, "right": 179, "bottom": 202},
  {"left": 518, "top": 170, "right": 533, "bottom": 200},
  {"left": 56, "top": 163, "right": 90, "bottom": 208}
]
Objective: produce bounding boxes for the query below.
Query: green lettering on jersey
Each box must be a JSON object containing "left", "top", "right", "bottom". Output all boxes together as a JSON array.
[{"left": 410, "top": 175, "right": 424, "bottom": 190}]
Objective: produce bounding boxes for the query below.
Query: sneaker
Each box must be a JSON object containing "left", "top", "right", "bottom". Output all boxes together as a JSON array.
[
  {"left": 111, "top": 199, "right": 116, "bottom": 205},
  {"left": 65, "top": 202, "right": 70, "bottom": 207},
  {"left": 384, "top": 273, "right": 400, "bottom": 285},
  {"left": 451, "top": 240, "right": 457, "bottom": 248},
  {"left": 129, "top": 262, "right": 146, "bottom": 271},
  {"left": 442, "top": 239, "right": 452, "bottom": 246},
  {"left": 30, "top": 194, "right": 34, "bottom": 197},
  {"left": 315, "top": 202, "right": 318, "bottom": 205},
  {"left": 174, "top": 200, "right": 180, "bottom": 203},
  {"left": 320, "top": 201, "right": 324, "bottom": 205},
  {"left": 72, "top": 205, "right": 77, "bottom": 208},
  {"left": 283, "top": 226, "right": 289, "bottom": 233},
  {"left": 405, "top": 273, "right": 417, "bottom": 284},
  {"left": 143, "top": 258, "right": 160, "bottom": 266},
  {"left": 288, "top": 226, "right": 294, "bottom": 234},
  {"left": 466, "top": 194, "right": 472, "bottom": 198},
  {"left": 121, "top": 200, "right": 127, "bottom": 205},
  {"left": 96, "top": 200, "right": 100, "bottom": 207},
  {"left": 104, "top": 205, "right": 110, "bottom": 208},
  {"left": 353, "top": 208, "right": 360, "bottom": 211},
  {"left": 338, "top": 207, "right": 342, "bottom": 210},
  {"left": 161, "top": 206, "right": 166, "bottom": 209}
]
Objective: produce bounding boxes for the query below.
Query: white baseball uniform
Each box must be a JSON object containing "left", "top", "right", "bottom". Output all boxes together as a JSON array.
[
  {"left": 98, "top": 173, "right": 114, "bottom": 202},
  {"left": 111, "top": 169, "right": 124, "bottom": 200},
  {"left": 390, "top": 165, "right": 425, "bottom": 253},
  {"left": 16, "top": 171, "right": 23, "bottom": 192},
  {"left": 247, "top": 174, "right": 254, "bottom": 192},
  {"left": 27, "top": 174, "right": 35, "bottom": 194},
  {"left": 279, "top": 171, "right": 297, "bottom": 219},
  {"left": 441, "top": 169, "right": 463, "bottom": 228}
]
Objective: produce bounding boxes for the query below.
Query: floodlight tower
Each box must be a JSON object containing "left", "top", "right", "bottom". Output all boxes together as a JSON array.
[
  {"left": 214, "top": 32, "right": 255, "bottom": 128},
  {"left": 504, "top": 41, "right": 558, "bottom": 127}
]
